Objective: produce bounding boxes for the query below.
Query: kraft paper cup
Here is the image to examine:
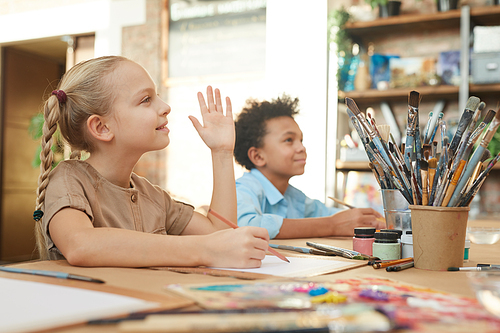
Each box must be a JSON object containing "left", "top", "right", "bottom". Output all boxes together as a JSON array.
[
  {"left": 410, "top": 205, "right": 469, "bottom": 271},
  {"left": 381, "top": 189, "right": 412, "bottom": 233}
]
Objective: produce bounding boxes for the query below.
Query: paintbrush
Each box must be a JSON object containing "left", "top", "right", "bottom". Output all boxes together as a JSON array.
[
  {"left": 448, "top": 110, "right": 499, "bottom": 206},
  {"left": 428, "top": 156, "right": 438, "bottom": 197},
  {"left": 465, "top": 150, "right": 491, "bottom": 193},
  {"left": 408, "top": 91, "right": 423, "bottom": 191},
  {"left": 420, "top": 159, "right": 429, "bottom": 205},
  {"left": 423, "top": 111, "right": 434, "bottom": 144},
  {"left": 429, "top": 112, "right": 444, "bottom": 145},
  {"left": 458, "top": 153, "right": 500, "bottom": 207},
  {"left": 429, "top": 136, "right": 449, "bottom": 204},
  {"left": 442, "top": 160, "right": 466, "bottom": 206},
  {"left": 208, "top": 209, "right": 290, "bottom": 263},
  {"left": 377, "top": 124, "right": 391, "bottom": 143},
  {"left": 449, "top": 96, "right": 480, "bottom": 157},
  {"left": 346, "top": 98, "right": 412, "bottom": 199}
]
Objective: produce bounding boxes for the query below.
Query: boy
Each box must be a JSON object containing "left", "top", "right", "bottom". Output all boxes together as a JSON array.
[{"left": 234, "top": 94, "right": 385, "bottom": 239}]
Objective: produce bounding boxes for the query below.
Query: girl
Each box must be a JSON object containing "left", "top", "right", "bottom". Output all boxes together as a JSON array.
[{"left": 33, "top": 56, "right": 269, "bottom": 268}]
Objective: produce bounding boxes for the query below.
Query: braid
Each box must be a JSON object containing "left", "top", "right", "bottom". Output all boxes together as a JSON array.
[{"left": 34, "top": 97, "right": 60, "bottom": 259}]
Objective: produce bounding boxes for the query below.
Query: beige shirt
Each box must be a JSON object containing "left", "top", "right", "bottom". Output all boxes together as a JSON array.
[{"left": 42, "top": 160, "right": 194, "bottom": 260}]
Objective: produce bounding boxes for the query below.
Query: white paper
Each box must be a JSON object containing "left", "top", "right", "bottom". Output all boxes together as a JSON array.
[
  {"left": 0, "top": 277, "right": 159, "bottom": 333},
  {"left": 211, "top": 255, "right": 357, "bottom": 278}
]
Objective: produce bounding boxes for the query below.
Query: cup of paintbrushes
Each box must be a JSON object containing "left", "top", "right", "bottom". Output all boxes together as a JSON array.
[{"left": 410, "top": 205, "right": 469, "bottom": 271}]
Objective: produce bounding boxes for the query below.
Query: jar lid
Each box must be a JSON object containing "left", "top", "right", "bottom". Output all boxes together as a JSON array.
[
  {"left": 354, "top": 227, "right": 376, "bottom": 236},
  {"left": 380, "top": 229, "right": 402, "bottom": 237},
  {"left": 374, "top": 231, "right": 399, "bottom": 240},
  {"left": 405, "top": 230, "right": 412, "bottom": 235}
]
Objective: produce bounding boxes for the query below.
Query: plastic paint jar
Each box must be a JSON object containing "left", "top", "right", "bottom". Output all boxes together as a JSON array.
[
  {"left": 401, "top": 230, "right": 413, "bottom": 259},
  {"left": 353, "top": 227, "right": 376, "bottom": 256},
  {"left": 372, "top": 231, "right": 401, "bottom": 260},
  {"left": 381, "top": 229, "right": 403, "bottom": 255}
]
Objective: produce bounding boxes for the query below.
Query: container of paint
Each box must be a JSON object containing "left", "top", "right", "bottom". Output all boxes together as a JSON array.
[
  {"left": 410, "top": 205, "right": 469, "bottom": 271},
  {"left": 353, "top": 227, "right": 376, "bottom": 256},
  {"left": 401, "top": 231, "right": 413, "bottom": 259},
  {"left": 380, "top": 189, "right": 412, "bottom": 233},
  {"left": 372, "top": 231, "right": 400, "bottom": 260}
]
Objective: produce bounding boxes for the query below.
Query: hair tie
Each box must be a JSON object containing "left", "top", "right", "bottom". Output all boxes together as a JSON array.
[
  {"left": 33, "top": 210, "right": 44, "bottom": 222},
  {"left": 51, "top": 89, "right": 67, "bottom": 104}
]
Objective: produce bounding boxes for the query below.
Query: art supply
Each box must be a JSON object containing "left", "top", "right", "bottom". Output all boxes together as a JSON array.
[
  {"left": 447, "top": 266, "right": 500, "bottom": 271},
  {"left": 401, "top": 231, "right": 413, "bottom": 259},
  {"left": 464, "top": 240, "right": 471, "bottom": 262},
  {"left": 269, "top": 244, "right": 335, "bottom": 256},
  {"left": 372, "top": 232, "right": 400, "bottom": 261},
  {"left": 380, "top": 189, "right": 411, "bottom": 232},
  {"left": 352, "top": 227, "right": 376, "bottom": 256},
  {"left": 420, "top": 159, "right": 429, "bottom": 205},
  {"left": 0, "top": 266, "right": 105, "bottom": 284},
  {"left": 448, "top": 96, "right": 480, "bottom": 155},
  {"left": 327, "top": 196, "right": 355, "bottom": 209},
  {"left": 386, "top": 261, "right": 414, "bottom": 272},
  {"left": 478, "top": 264, "right": 500, "bottom": 268},
  {"left": 305, "top": 241, "right": 373, "bottom": 260},
  {"left": 410, "top": 205, "right": 469, "bottom": 271},
  {"left": 372, "top": 257, "right": 413, "bottom": 269},
  {"left": 208, "top": 209, "right": 289, "bottom": 263}
]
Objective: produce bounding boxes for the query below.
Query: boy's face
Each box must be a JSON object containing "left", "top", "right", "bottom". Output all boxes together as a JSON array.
[{"left": 256, "top": 116, "right": 307, "bottom": 183}]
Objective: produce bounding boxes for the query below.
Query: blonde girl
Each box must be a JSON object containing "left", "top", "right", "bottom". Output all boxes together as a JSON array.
[{"left": 33, "top": 56, "right": 269, "bottom": 268}]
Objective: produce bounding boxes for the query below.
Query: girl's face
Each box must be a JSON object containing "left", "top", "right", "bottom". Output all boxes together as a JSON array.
[{"left": 107, "top": 60, "right": 171, "bottom": 155}]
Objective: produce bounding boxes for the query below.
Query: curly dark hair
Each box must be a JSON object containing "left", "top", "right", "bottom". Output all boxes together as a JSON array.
[{"left": 234, "top": 94, "right": 300, "bottom": 170}]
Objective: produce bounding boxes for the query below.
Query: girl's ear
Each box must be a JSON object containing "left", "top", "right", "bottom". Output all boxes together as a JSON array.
[
  {"left": 87, "top": 115, "right": 114, "bottom": 142},
  {"left": 248, "top": 147, "right": 266, "bottom": 167}
]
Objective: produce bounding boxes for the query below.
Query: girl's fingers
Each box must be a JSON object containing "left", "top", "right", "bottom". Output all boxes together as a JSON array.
[
  {"left": 215, "top": 88, "right": 223, "bottom": 113},
  {"left": 197, "top": 92, "right": 208, "bottom": 114},
  {"left": 206, "top": 86, "right": 216, "bottom": 112},
  {"left": 225, "top": 97, "right": 232, "bottom": 118}
]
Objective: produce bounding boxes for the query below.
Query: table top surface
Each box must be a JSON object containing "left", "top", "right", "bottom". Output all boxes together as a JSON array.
[{"left": 2, "top": 219, "right": 500, "bottom": 333}]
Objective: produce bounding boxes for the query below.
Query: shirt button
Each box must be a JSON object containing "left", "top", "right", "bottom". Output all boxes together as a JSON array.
[{"left": 131, "top": 194, "right": 137, "bottom": 202}]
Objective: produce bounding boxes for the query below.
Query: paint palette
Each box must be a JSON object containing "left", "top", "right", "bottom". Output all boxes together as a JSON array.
[{"left": 467, "top": 227, "right": 500, "bottom": 244}]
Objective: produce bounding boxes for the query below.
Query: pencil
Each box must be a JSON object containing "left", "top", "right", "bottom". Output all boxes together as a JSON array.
[
  {"left": 0, "top": 267, "right": 105, "bottom": 283},
  {"left": 387, "top": 261, "right": 414, "bottom": 271},
  {"left": 327, "top": 196, "right": 354, "bottom": 209},
  {"left": 372, "top": 257, "right": 413, "bottom": 269},
  {"left": 208, "top": 209, "right": 290, "bottom": 263}
]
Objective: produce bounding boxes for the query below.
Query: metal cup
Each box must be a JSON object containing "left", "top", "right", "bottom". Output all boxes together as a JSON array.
[{"left": 381, "top": 189, "right": 412, "bottom": 232}]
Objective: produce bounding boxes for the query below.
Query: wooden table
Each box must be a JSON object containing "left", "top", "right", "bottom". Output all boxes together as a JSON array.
[{"left": 2, "top": 219, "right": 499, "bottom": 332}]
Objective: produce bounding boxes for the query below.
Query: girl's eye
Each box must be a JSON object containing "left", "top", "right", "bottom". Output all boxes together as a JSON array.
[
  {"left": 142, "top": 97, "right": 151, "bottom": 104},
  {"left": 285, "top": 138, "right": 293, "bottom": 143}
]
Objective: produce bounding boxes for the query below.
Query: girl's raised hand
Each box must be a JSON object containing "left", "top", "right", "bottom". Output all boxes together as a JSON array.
[{"left": 189, "top": 86, "right": 234, "bottom": 152}]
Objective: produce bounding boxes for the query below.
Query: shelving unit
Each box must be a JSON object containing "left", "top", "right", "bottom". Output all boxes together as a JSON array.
[{"left": 333, "top": 5, "right": 500, "bottom": 200}]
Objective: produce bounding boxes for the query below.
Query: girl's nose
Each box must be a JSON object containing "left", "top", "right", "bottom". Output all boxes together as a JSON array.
[{"left": 159, "top": 98, "right": 171, "bottom": 116}]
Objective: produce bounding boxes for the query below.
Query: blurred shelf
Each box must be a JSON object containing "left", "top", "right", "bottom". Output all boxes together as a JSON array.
[
  {"left": 339, "top": 85, "right": 459, "bottom": 104},
  {"left": 344, "top": 6, "right": 500, "bottom": 38},
  {"left": 339, "top": 84, "right": 500, "bottom": 105}
]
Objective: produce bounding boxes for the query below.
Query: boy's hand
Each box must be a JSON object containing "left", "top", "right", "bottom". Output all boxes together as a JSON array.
[
  {"left": 201, "top": 227, "right": 269, "bottom": 268},
  {"left": 189, "top": 86, "right": 234, "bottom": 153},
  {"left": 330, "top": 208, "right": 386, "bottom": 235}
]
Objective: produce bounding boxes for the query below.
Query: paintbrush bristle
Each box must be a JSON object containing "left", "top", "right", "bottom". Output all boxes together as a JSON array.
[
  {"left": 481, "top": 149, "right": 492, "bottom": 162},
  {"left": 345, "top": 98, "right": 361, "bottom": 115},
  {"left": 408, "top": 91, "right": 420, "bottom": 108},
  {"left": 428, "top": 157, "right": 437, "bottom": 169},
  {"left": 483, "top": 109, "right": 497, "bottom": 124},
  {"left": 377, "top": 124, "right": 391, "bottom": 142},
  {"left": 465, "top": 96, "right": 481, "bottom": 112}
]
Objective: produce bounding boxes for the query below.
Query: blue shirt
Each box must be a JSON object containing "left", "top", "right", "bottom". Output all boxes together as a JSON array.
[{"left": 236, "top": 169, "right": 341, "bottom": 238}]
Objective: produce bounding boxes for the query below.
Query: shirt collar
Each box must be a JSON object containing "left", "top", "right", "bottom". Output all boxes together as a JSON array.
[{"left": 250, "top": 169, "right": 284, "bottom": 205}]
